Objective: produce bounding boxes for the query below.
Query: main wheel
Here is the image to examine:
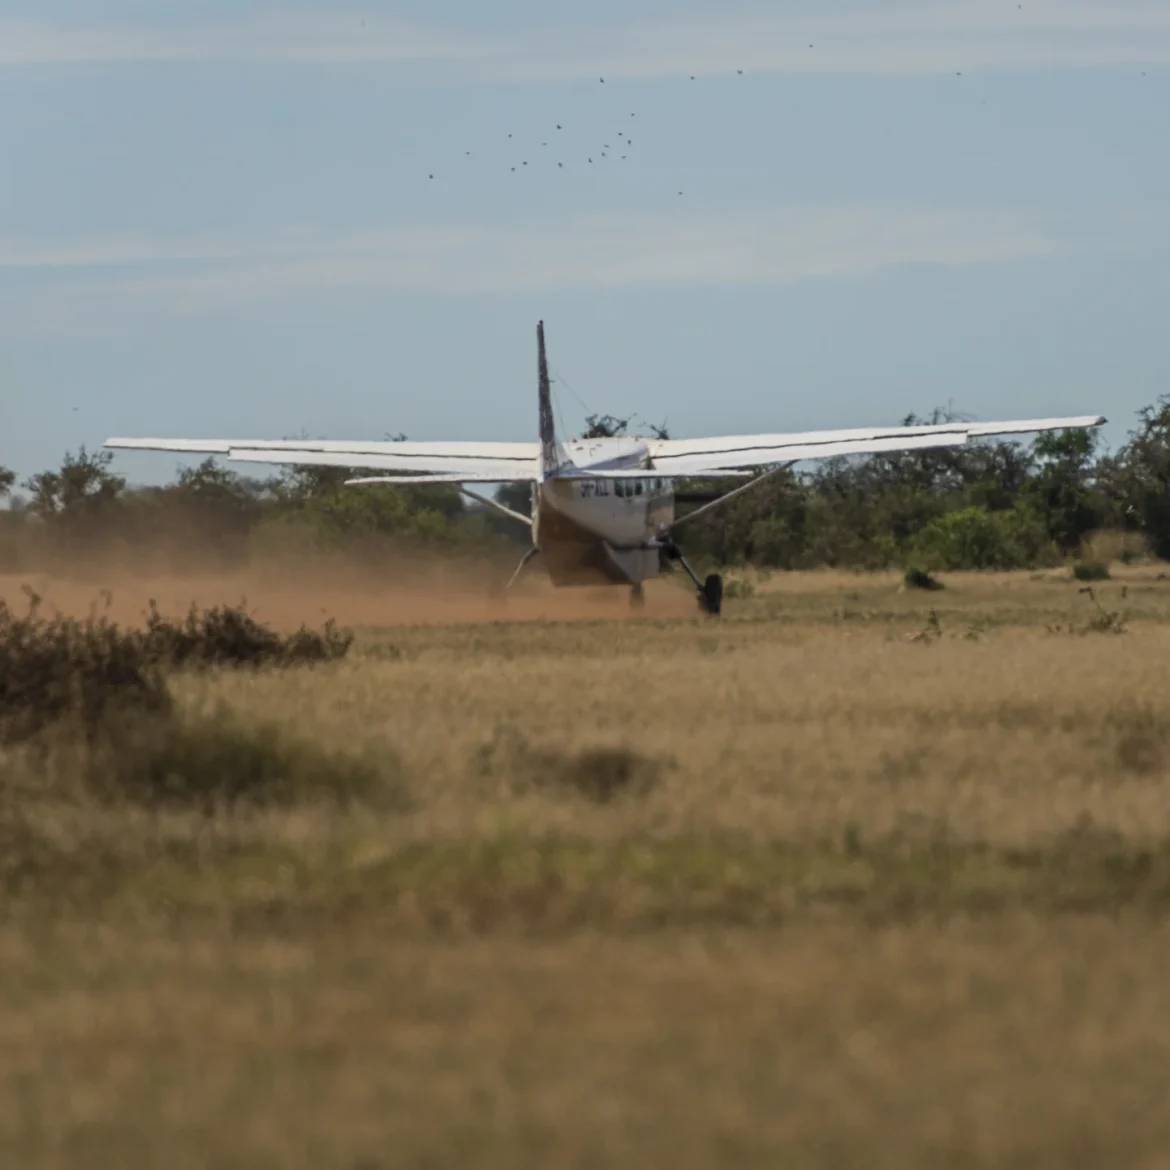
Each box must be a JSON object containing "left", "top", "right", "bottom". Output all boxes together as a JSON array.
[
  {"left": 700, "top": 573, "right": 723, "bottom": 616},
  {"left": 629, "top": 582, "right": 646, "bottom": 609}
]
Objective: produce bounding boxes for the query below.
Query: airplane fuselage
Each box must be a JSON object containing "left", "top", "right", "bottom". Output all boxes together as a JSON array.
[{"left": 533, "top": 436, "right": 676, "bottom": 586}]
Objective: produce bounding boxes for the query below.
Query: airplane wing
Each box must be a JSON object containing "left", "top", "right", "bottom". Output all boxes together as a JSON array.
[
  {"left": 103, "top": 437, "right": 541, "bottom": 481},
  {"left": 646, "top": 415, "right": 1107, "bottom": 476}
]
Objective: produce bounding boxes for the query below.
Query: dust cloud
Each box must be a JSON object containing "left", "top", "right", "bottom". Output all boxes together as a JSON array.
[{"left": 0, "top": 553, "right": 699, "bottom": 631}]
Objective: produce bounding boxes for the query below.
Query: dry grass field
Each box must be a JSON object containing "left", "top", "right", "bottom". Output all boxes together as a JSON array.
[{"left": 4, "top": 562, "right": 1170, "bottom": 1167}]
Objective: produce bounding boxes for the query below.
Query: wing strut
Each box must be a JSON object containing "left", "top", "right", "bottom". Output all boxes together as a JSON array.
[
  {"left": 670, "top": 463, "right": 796, "bottom": 530},
  {"left": 459, "top": 487, "right": 533, "bottom": 529}
]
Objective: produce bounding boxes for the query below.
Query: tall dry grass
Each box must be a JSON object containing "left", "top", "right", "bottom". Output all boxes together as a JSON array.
[{"left": 4, "top": 565, "right": 1170, "bottom": 1167}]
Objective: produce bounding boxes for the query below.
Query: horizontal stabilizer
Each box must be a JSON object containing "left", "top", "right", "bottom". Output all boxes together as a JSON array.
[
  {"left": 344, "top": 474, "right": 539, "bottom": 485},
  {"left": 222, "top": 448, "right": 538, "bottom": 479},
  {"left": 548, "top": 467, "right": 754, "bottom": 481}
]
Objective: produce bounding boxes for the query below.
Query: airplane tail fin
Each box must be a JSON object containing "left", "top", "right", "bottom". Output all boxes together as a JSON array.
[{"left": 537, "top": 320, "right": 563, "bottom": 478}]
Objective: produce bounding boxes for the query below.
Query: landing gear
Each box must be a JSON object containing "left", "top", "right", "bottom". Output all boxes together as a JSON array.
[
  {"left": 505, "top": 547, "right": 540, "bottom": 592},
  {"left": 700, "top": 573, "right": 723, "bottom": 616},
  {"left": 660, "top": 540, "right": 722, "bottom": 617},
  {"left": 629, "top": 582, "right": 646, "bottom": 609}
]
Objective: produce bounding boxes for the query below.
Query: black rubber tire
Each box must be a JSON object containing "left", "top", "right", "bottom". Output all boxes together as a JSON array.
[
  {"left": 701, "top": 573, "right": 723, "bottom": 616},
  {"left": 630, "top": 583, "right": 646, "bottom": 608}
]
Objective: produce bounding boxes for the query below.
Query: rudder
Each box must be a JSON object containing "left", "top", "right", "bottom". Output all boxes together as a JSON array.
[{"left": 537, "top": 320, "right": 562, "bottom": 477}]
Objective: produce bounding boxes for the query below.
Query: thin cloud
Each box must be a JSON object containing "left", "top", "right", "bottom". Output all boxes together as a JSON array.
[
  {"left": 0, "top": 205, "right": 1058, "bottom": 337},
  {"left": 0, "top": 234, "right": 247, "bottom": 269},
  {"left": 0, "top": 14, "right": 486, "bottom": 67},
  {"left": 2, "top": 3, "right": 1170, "bottom": 76}
]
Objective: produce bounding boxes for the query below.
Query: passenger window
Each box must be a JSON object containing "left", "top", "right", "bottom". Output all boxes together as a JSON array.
[{"left": 635, "top": 480, "right": 644, "bottom": 496}]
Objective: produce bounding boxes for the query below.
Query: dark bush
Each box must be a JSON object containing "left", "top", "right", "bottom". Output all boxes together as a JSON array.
[
  {"left": 83, "top": 709, "right": 400, "bottom": 812},
  {"left": 471, "top": 726, "right": 664, "bottom": 804},
  {"left": 903, "top": 568, "right": 944, "bottom": 591},
  {"left": 0, "top": 593, "right": 170, "bottom": 744},
  {"left": 142, "top": 601, "right": 353, "bottom": 669},
  {"left": 1073, "top": 561, "right": 1111, "bottom": 582},
  {"left": 552, "top": 747, "right": 662, "bottom": 803},
  {"left": 0, "top": 593, "right": 352, "bottom": 748}
]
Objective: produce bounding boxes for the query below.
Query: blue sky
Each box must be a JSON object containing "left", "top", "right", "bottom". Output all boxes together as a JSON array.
[{"left": 2, "top": 0, "right": 1168, "bottom": 485}]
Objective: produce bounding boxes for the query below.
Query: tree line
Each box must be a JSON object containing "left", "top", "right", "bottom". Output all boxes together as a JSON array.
[{"left": 4, "top": 397, "right": 1170, "bottom": 575}]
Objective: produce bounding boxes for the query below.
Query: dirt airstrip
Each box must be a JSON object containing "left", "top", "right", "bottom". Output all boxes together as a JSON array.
[{"left": 0, "top": 562, "right": 699, "bottom": 630}]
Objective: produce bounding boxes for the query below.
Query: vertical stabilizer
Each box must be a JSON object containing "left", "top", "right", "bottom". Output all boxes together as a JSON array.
[{"left": 537, "top": 320, "right": 562, "bottom": 477}]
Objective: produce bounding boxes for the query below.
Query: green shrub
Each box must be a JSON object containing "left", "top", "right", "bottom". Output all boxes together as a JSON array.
[
  {"left": 909, "top": 506, "right": 1054, "bottom": 572},
  {"left": 1080, "top": 529, "right": 1147, "bottom": 567},
  {"left": 723, "top": 578, "right": 756, "bottom": 601},
  {"left": 1073, "top": 561, "right": 1111, "bottom": 582}
]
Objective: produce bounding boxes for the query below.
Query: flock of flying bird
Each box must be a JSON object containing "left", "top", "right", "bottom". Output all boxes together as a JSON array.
[
  {"left": 422, "top": 3, "right": 1153, "bottom": 190},
  {"left": 425, "top": 69, "right": 757, "bottom": 195}
]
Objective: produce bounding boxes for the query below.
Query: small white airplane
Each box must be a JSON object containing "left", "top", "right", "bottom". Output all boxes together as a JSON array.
[{"left": 107, "top": 321, "right": 1105, "bottom": 615}]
